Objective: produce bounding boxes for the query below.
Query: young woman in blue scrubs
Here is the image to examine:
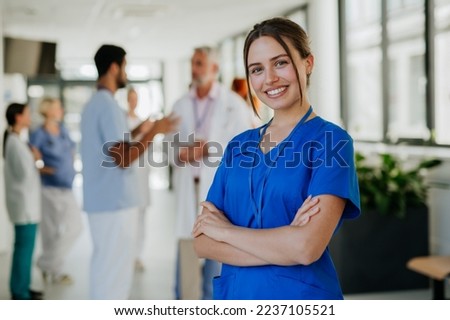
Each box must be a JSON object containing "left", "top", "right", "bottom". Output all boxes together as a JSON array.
[{"left": 192, "top": 17, "right": 360, "bottom": 300}]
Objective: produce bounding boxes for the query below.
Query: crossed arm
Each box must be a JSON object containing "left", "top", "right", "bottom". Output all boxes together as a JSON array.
[{"left": 193, "top": 195, "right": 346, "bottom": 267}]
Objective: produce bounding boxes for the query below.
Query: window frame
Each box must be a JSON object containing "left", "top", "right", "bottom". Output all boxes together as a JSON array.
[{"left": 340, "top": 0, "right": 450, "bottom": 147}]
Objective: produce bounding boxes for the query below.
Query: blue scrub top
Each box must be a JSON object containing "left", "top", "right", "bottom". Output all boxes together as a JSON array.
[
  {"left": 206, "top": 116, "right": 361, "bottom": 300},
  {"left": 80, "top": 89, "right": 138, "bottom": 213},
  {"left": 30, "top": 125, "right": 76, "bottom": 189}
]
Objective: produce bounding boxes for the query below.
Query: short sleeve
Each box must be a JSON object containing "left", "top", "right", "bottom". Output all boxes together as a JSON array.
[
  {"left": 307, "top": 128, "right": 360, "bottom": 220},
  {"left": 61, "top": 125, "right": 76, "bottom": 151},
  {"left": 99, "top": 104, "right": 128, "bottom": 144},
  {"left": 29, "top": 128, "right": 44, "bottom": 149}
]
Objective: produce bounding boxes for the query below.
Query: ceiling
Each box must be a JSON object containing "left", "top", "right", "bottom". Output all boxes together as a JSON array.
[{"left": 2, "top": 0, "right": 304, "bottom": 65}]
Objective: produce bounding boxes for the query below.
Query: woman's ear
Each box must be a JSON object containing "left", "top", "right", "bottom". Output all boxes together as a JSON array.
[{"left": 305, "top": 54, "right": 314, "bottom": 75}]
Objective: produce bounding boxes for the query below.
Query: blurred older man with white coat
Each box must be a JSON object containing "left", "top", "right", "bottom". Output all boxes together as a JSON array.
[{"left": 166, "top": 46, "right": 252, "bottom": 300}]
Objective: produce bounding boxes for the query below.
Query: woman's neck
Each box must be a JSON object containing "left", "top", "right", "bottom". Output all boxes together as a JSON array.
[
  {"left": 271, "top": 101, "right": 313, "bottom": 128},
  {"left": 11, "top": 125, "right": 24, "bottom": 135},
  {"left": 44, "top": 119, "right": 60, "bottom": 134}
]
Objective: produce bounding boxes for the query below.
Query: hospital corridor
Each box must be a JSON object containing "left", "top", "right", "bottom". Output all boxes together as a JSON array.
[{"left": 1, "top": 0, "right": 450, "bottom": 306}]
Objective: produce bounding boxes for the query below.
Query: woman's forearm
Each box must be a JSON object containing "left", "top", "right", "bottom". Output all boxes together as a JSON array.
[
  {"left": 193, "top": 234, "right": 269, "bottom": 266},
  {"left": 219, "top": 196, "right": 346, "bottom": 266}
]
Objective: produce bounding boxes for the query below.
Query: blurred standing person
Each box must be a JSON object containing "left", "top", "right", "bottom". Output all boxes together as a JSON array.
[
  {"left": 80, "top": 44, "right": 177, "bottom": 299},
  {"left": 166, "top": 46, "right": 252, "bottom": 299},
  {"left": 30, "top": 97, "right": 82, "bottom": 285},
  {"left": 3, "top": 103, "right": 43, "bottom": 300},
  {"left": 126, "top": 87, "right": 151, "bottom": 271}
]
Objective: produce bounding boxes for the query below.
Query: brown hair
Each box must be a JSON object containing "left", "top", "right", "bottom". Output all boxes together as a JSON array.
[
  {"left": 3, "top": 103, "right": 28, "bottom": 158},
  {"left": 243, "top": 17, "right": 312, "bottom": 116},
  {"left": 231, "top": 78, "right": 249, "bottom": 101},
  {"left": 231, "top": 77, "right": 260, "bottom": 111}
]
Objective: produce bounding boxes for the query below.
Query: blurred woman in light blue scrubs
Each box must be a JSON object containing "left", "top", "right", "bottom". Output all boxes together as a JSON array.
[
  {"left": 193, "top": 17, "right": 360, "bottom": 300},
  {"left": 30, "top": 97, "right": 82, "bottom": 284}
]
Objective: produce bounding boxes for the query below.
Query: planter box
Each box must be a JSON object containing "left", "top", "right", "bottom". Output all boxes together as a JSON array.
[{"left": 329, "top": 205, "right": 429, "bottom": 294}]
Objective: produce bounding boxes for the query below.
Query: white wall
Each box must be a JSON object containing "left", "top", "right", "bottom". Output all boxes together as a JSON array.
[
  {"left": 0, "top": 3, "right": 28, "bottom": 253},
  {"left": 0, "top": 0, "right": 10, "bottom": 253},
  {"left": 308, "top": 0, "right": 342, "bottom": 125},
  {"left": 162, "top": 57, "right": 190, "bottom": 112}
]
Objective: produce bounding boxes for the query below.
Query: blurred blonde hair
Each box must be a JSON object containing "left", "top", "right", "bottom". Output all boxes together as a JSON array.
[{"left": 38, "top": 97, "right": 59, "bottom": 117}]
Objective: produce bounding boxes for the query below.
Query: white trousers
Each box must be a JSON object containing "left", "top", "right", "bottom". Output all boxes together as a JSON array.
[
  {"left": 135, "top": 206, "right": 147, "bottom": 261},
  {"left": 88, "top": 207, "right": 138, "bottom": 300},
  {"left": 37, "top": 187, "right": 83, "bottom": 275}
]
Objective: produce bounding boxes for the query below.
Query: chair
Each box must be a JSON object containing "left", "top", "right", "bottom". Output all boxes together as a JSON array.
[{"left": 407, "top": 256, "right": 450, "bottom": 299}]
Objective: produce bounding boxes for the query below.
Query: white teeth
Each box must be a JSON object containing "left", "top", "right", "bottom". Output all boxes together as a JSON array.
[{"left": 267, "top": 87, "right": 286, "bottom": 96}]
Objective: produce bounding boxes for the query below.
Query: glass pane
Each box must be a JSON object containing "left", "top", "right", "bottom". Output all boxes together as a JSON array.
[
  {"left": 387, "top": 42, "right": 428, "bottom": 140},
  {"left": 435, "top": 0, "right": 450, "bottom": 31},
  {"left": 347, "top": 48, "right": 383, "bottom": 141},
  {"left": 116, "top": 81, "right": 165, "bottom": 118},
  {"left": 388, "top": 0, "right": 424, "bottom": 13},
  {"left": 387, "top": 0, "right": 403, "bottom": 12},
  {"left": 387, "top": 0, "right": 425, "bottom": 42},
  {"left": 62, "top": 85, "right": 96, "bottom": 155},
  {"left": 345, "top": 0, "right": 383, "bottom": 141},
  {"left": 386, "top": 0, "right": 427, "bottom": 141},
  {"left": 346, "top": 0, "right": 381, "bottom": 28},
  {"left": 434, "top": 31, "right": 450, "bottom": 144}
]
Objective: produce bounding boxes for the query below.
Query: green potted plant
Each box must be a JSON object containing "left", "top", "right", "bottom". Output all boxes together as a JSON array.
[
  {"left": 329, "top": 152, "right": 441, "bottom": 294},
  {"left": 357, "top": 153, "right": 442, "bottom": 219}
]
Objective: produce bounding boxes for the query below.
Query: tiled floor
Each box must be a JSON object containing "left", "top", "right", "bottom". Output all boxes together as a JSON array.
[
  {"left": 0, "top": 185, "right": 177, "bottom": 300},
  {"left": 0, "top": 172, "right": 434, "bottom": 300}
]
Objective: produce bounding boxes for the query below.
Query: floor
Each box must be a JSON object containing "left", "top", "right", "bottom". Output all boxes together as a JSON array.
[{"left": 0, "top": 170, "right": 436, "bottom": 300}]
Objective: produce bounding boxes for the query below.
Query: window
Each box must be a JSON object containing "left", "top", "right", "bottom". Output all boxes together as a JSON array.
[
  {"left": 386, "top": 1, "right": 427, "bottom": 141},
  {"left": 434, "top": 0, "right": 450, "bottom": 144},
  {"left": 343, "top": 0, "right": 383, "bottom": 141},
  {"left": 340, "top": 0, "right": 450, "bottom": 145}
]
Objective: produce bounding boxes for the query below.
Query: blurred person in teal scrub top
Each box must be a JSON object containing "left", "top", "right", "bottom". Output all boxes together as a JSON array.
[{"left": 192, "top": 17, "right": 360, "bottom": 300}]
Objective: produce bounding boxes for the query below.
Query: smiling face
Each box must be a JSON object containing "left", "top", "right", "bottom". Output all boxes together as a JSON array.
[{"left": 247, "top": 36, "right": 313, "bottom": 113}]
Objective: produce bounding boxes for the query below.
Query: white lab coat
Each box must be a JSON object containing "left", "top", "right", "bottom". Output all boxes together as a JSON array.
[
  {"left": 127, "top": 116, "right": 151, "bottom": 209},
  {"left": 167, "top": 84, "right": 252, "bottom": 238},
  {"left": 4, "top": 133, "right": 41, "bottom": 224}
]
